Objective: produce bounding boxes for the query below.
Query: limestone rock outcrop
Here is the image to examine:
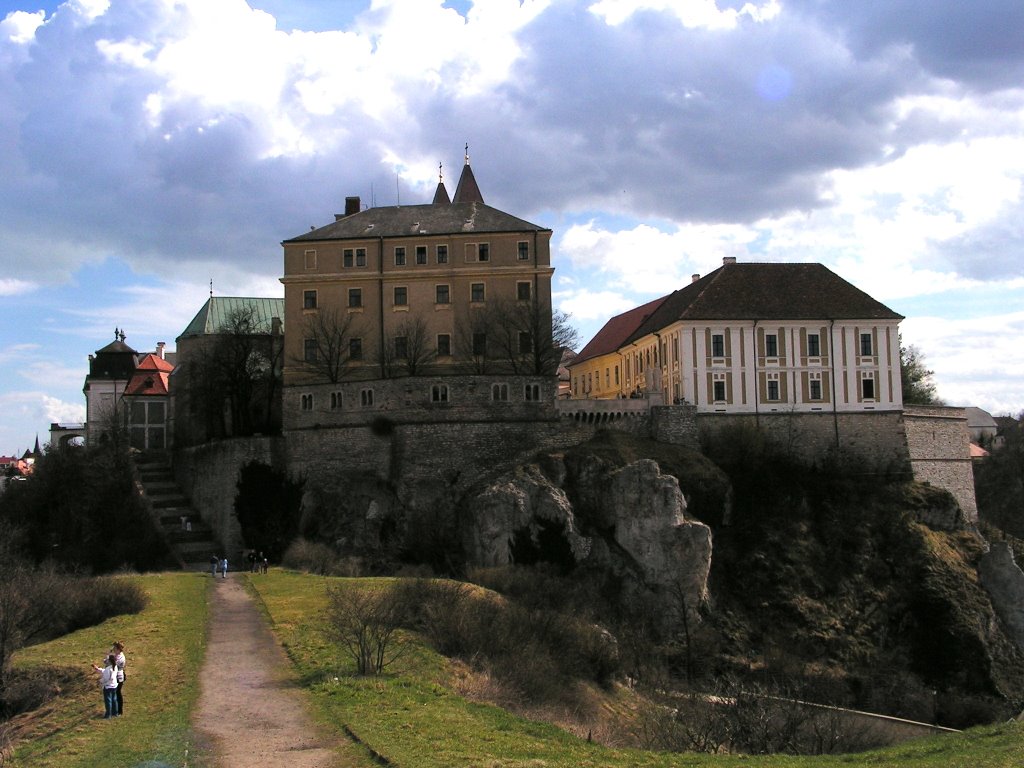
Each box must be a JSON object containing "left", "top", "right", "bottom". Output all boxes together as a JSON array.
[{"left": 462, "top": 455, "right": 712, "bottom": 623}]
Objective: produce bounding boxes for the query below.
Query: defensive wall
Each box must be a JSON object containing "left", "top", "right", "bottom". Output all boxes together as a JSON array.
[
  {"left": 174, "top": 435, "right": 284, "bottom": 557},
  {"left": 902, "top": 404, "right": 977, "bottom": 521},
  {"left": 172, "top": 385, "right": 978, "bottom": 548}
]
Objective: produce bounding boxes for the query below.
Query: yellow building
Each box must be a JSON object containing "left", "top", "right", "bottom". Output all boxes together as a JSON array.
[
  {"left": 568, "top": 258, "right": 905, "bottom": 414},
  {"left": 280, "top": 157, "right": 556, "bottom": 420}
]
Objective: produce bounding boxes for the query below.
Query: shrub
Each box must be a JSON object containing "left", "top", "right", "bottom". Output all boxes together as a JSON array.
[
  {"left": 325, "top": 583, "right": 406, "bottom": 675},
  {"left": 282, "top": 538, "right": 343, "bottom": 575}
]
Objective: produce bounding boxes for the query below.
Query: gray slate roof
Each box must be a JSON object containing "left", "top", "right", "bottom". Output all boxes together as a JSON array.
[
  {"left": 178, "top": 297, "right": 285, "bottom": 339},
  {"left": 285, "top": 201, "right": 549, "bottom": 243}
]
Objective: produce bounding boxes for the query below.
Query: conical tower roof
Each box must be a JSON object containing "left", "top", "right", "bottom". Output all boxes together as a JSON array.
[
  {"left": 452, "top": 151, "right": 484, "bottom": 204},
  {"left": 432, "top": 181, "right": 451, "bottom": 205}
]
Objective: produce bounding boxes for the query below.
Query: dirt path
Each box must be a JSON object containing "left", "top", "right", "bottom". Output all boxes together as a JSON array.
[{"left": 192, "top": 574, "right": 352, "bottom": 768}]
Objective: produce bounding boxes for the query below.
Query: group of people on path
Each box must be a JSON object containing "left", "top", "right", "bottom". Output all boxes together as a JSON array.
[
  {"left": 210, "top": 555, "right": 229, "bottom": 578},
  {"left": 91, "top": 641, "right": 127, "bottom": 719}
]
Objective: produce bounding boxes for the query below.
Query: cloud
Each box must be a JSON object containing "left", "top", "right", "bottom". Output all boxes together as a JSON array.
[{"left": 0, "top": 278, "right": 36, "bottom": 296}]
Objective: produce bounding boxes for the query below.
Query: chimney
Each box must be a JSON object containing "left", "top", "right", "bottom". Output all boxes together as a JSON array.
[
  {"left": 723, "top": 256, "right": 737, "bottom": 266},
  {"left": 344, "top": 196, "right": 361, "bottom": 216},
  {"left": 691, "top": 273, "right": 700, "bottom": 283},
  {"left": 156, "top": 342, "right": 166, "bottom": 359}
]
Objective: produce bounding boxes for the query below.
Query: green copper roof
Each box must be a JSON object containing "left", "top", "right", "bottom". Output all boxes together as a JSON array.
[{"left": 178, "top": 297, "right": 285, "bottom": 340}]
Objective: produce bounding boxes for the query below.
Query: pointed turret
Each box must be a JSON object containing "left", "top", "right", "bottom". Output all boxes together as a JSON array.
[
  {"left": 432, "top": 162, "right": 451, "bottom": 205},
  {"left": 452, "top": 144, "right": 484, "bottom": 204}
]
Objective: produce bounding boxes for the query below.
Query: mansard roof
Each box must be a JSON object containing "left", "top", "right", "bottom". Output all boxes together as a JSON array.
[
  {"left": 178, "top": 297, "right": 285, "bottom": 339},
  {"left": 628, "top": 262, "right": 903, "bottom": 343},
  {"left": 124, "top": 354, "right": 172, "bottom": 397}
]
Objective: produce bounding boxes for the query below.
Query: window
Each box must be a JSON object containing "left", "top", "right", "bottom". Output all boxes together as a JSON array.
[
  {"left": 809, "top": 379, "right": 822, "bottom": 400},
  {"left": 436, "top": 284, "right": 450, "bottom": 304},
  {"left": 862, "top": 375, "right": 875, "bottom": 400},
  {"left": 303, "top": 290, "right": 317, "bottom": 310},
  {"left": 415, "top": 245, "right": 428, "bottom": 265},
  {"left": 355, "top": 248, "right": 366, "bottom": 267},
  {"left": 517, "top": 281, "right": 531, "bottom": 301},
  {"left": 437, "top": 244, "right": 448, "bottom": 264},
  {"left": 767, "top": 379, "right": 780, "bottom": 401},
  {"left": 765, "top": 334, "right": 778, "bottom": 357},
  {"left": 518, "top": 331, "right": 532, "bottom": 354},
  {"left": 343, "top": 249, "right": 353, "bottom": 268},
  {"left": 437, "top": 334, "right": 451, "bottom": 357},
  {"left": 303, "top": 338, "right": 318, "bottom": 362},
  {"left": 330, "top": 392, "right": 342, "bottom": 410},
  {"left": 465, "top": 243, "right": 489, "bottom": 262},
  {"left": 394, "top": 246, "right": 406, "bottom": 266},
  {"left": 300, "top": 393, "right": 313, "bottom": 411},
  {"left": 432, "top": 384, "right": 449, "bottom": 403},
  {"left": 860, "top": 333, "right": 873, "bottom": 356},
  {"left": 713, "top": 380, "right": 726, "bottom": 402},
  {"left": 472, "top": 332, "right": 487, "bottom": 357},
  {"left": 807, "top": 333, "right": 820, "bottom": 357},
  {"left": 349, "top": 337, "right": 362, "bottom": 360},
  {"left": 394, "top": 336, "right": 408, "bottom": 359},
  {"left": 711, "top": 333, "right": 724, "bottom": 358},
  {"left": 471, "top": 283, "right": 485, "bottom": 303},
  {"left": 360, "top": 388, "right": 374, "bottom": 407},
  {"left": 393, "top": 286, "right": 407, "bottom": 306},
  {"left": 525, "top": 383, "right": 541, "bottom": 401},
  {"left": 517, "top": 241, "right": 529, "bottom": 260},
  {"left": 348, "top": 288, "right": 362, "bottom": 308},
  {"left": 304, "top": 249, "right": 316, "bottom": 269},
  {"left": 491, "top": 383, "right": 509, "bottom": 401},
  {"left": 614, "top": 366, "right": 619, "bottom": 385}
]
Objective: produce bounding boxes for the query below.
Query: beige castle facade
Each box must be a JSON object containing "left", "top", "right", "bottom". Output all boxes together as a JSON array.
[
  {"left": 567, "top": 258, "right": 905, "bottom": 415},
  {"left": 279, "top": 159, "right": 557, "bottom": 426}
]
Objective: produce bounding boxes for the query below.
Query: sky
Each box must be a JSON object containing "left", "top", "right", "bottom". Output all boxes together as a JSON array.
[{"left": 1, "top": 0, "right": 1023, "bottom": 453}]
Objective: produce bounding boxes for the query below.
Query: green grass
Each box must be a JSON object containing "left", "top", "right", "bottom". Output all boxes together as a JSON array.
[
  {"left": 248, "top": 570, "right": 1024, "bottom": 768},
  {"left": 6, "top": 572, "right": 210, "bottom": 768}
]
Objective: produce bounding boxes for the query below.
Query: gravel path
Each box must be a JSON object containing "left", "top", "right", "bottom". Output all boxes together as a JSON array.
[{"left": 192, "top": 575, "right": 350, "bottom": 768}]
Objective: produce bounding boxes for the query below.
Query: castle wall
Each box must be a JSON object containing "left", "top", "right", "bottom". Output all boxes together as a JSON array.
[
  {"left": 695, "top": 410, "right": 911, "bottom": 471},
  {"left": 903, "top": 405, "right": 977, "bottom": 521},
  {"left": 174, "top": 436, "right": 285, "bottom": 557}
]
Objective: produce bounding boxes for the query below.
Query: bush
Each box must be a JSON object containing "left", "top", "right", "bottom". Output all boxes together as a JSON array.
[
  {"left": 393, "top": 578, "right": 620, "bottom": 703},
  {"left": 325, "top": 583, "right": 406, "bottom": 675},
  {"left": 282, "top": 538, "right": 343, "bottom": 575}
]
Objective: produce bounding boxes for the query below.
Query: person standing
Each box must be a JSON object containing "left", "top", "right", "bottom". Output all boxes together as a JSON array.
[
  {"left": 220, "top": 556, "right": 228, "bottom": 579},
  {"left": 210, "top": 555, "right": 218, "bottom": 577},
  {"left": 111, "top": 641, "right": 126, "bottom": 716},
  {"left": 92, "top": 654, "right": 119, "bottom": 718}
]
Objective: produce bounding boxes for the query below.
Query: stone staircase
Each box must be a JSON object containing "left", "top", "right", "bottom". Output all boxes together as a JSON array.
[{"left": 134, "top": 453, "right": 219, "bottom": 572}]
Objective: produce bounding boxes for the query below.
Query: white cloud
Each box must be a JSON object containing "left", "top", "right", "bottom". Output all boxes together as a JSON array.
[
  {"left": 589, "top": 0, "right": 779, "bottom": 29},
  {"left": 0, "top": 278, "right": 36, "bottom": 296},
  {"left": 558, "top": 288, "right": 636, "bottom": 322},
  {"left": 1, "top": 10, "right": 46, "bottom": 43}
]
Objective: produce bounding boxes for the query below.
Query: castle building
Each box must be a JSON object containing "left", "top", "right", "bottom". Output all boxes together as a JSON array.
[
  {"left": 279, "top": 154, "right": 556, "bottom": 426},
  {"left": 568, "top": 258, "right": 905, "bottom": 414}
]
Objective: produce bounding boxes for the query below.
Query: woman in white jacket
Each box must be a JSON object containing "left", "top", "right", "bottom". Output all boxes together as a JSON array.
[
  {"left": 91, "top": 654, "right": 119, "bottom": 718},
  {"left": 111, "top": 641, "right": 126, "bottom": 716}
]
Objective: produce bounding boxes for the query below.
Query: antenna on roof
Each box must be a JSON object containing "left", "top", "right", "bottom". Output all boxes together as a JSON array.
[{"left": 396, "top": 173, "right": 400, "bottom": 206}]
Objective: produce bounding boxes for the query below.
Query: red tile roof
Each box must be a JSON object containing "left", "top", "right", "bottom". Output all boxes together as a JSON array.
[{"left": 574, "top": 295, "right": 670, "bottom": 364}]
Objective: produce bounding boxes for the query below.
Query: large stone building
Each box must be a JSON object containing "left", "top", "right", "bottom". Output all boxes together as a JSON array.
[
  {"left": 567, "top": 258, "right": 904, "bottom": 415},
  {"left": 280, "top": 156, "right": 557, "bottom": 429}
]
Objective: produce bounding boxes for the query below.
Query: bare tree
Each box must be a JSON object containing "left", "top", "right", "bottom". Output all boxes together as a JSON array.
[
  {"left": 455, "top": 309, "right": 493, "bottom": 374},
  {"left": 185, "top": 305, "right": 281, "bottom": 440},
  {"left": 487, "top": 297, "right": 580, "bottom": 375},
  {"left": 293, "top": 308, "right": 363, "bottom": 383},
  {"left": 398, "top": 315, "right": 434, "bottom": 376}
]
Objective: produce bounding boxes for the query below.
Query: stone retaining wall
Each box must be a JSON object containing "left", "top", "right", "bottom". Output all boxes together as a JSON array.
[{"left": 903, "top": 405, "right": 977, "bottom": 521}]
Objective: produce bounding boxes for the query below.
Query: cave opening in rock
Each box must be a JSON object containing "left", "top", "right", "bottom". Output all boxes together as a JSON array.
[{"left": 510, "top": 519, "right": 575, "bottom": 573}]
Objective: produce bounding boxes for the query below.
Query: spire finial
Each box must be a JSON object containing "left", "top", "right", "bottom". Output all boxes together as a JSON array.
[
  {"left": 209, "top": 278, "right": 213, "bottom": 298},
  {"left": 439, "top": 162, "right": 443, "bottom": 183},
  {"left": 114, "top": 327, "right": 119, "bottom": 340},
  {"left": 464, "top": 142, "right": 470, "bottom": 165}
]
